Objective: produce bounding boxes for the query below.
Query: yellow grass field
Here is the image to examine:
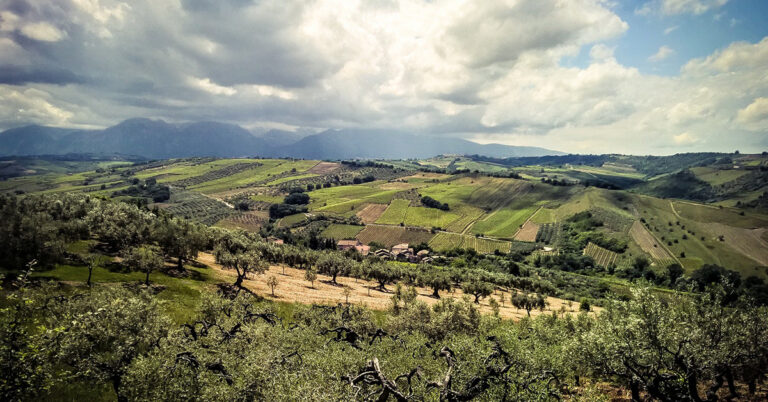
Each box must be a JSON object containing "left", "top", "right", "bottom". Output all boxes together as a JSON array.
[{"left": 197, "top": 253, "right": 590, "bottom": 320}]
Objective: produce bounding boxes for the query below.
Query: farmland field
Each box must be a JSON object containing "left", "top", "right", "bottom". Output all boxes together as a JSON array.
[
  {"left": 690, "top": 167, "right": 749, "bottom": 186},
  {"left": 672, "top": 201, "right": 768, "bottom": 228},
  {"left": 355, "top": 225, "right": 435, "bottom": 247},
  {"left": 629, "top": 221, "right": 676, "bottom": 265},
  {"left": 403, "top": 206, "right": 460, "bottom": 228},
  {"left": 535, "top": 223, "right": 561, "bottom": 245},
  {"left": 584, "top": 242, "right": 619, "bottom": 267},
  {"left": 471, "top": 206, "right": 537, "bottom": 238},
  {"left": 515, "top": 221, "right": 540, "bottom": 242},
  {"left": 375, "top": 199, "right": 411, "bottom": 224},
  {"left": 355, "top": 203, "right": 388, "bottom": 223},
  {"left": 165, "top": 191, "right": 236, "bottom": 225},
  {"left": 190, "top": 159, "right": 319, "bottom": 193},
  {"left": 320, "top": 224, "right": 364, "bottom": 240},
  {"left": 277, "top": 213, "right": 308, "bottom": 227},
  {"left": 216, "top": 210, "right": 268, "bottom": 231},
  {"left": 309, "top": 184, "right": 398, "bottom": 215},
  {"left": 429, "top": 232, "right": 512, "bottom": 253}
]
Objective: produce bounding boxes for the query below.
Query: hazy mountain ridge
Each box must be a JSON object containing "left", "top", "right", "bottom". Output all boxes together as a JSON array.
[{"left": 0, "top": 119, "right": 563, "bottom": 159}]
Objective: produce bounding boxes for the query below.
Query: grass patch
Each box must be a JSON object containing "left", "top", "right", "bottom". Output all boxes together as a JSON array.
[{"left": 375, "top": 199, "right": 411, "bottom": 224}]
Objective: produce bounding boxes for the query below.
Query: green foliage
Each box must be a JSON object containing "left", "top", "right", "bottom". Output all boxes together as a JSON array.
[
  {"left": 284, "top": 192, "right": 310, "bottom": 205},
  {"left": 122, "top": 245, "right": 164, "bottom": 285}
]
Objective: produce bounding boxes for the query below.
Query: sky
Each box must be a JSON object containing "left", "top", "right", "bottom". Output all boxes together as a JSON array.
[{"left": 0, "top": 0, "right": 767, "bottom": 155}]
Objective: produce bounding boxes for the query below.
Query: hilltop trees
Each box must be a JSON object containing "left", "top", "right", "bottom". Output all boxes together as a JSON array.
[
  {"left": 573, "top": 285, "right": 768, "bottom": 401},
  {"left": 510, "top": 292, "right": 547, "bottom": 316},
  {"left": 86, "top": 201, "right": 154, "bottom": 251},
  {"left": 317, "top": 254, "right": 352, "bottom": 285},
  {"left": 214, "top": 234, "right": 269, "bottom": 289},
  {"left": 421, "top": 270, "right": 452, "bottom": 298},
  {"left": 122, "top": 246, "right": 164, "bottom": 286},
  {"left": 153, "top": 217, "right": 207, "bottom": 271},
  {"left": 365, "top": 261, "right": 397, "bottom": 291},
  {"left": 463, "top": 278, "right": 493, "bottom": 303},
  {"left": 304, "top": 267, "right": 317, "bottom": 288},
  {"left": 44, "top": 287, "right": 169, "bottom": 402}
]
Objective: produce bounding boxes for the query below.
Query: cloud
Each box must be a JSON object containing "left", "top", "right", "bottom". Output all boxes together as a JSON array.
[
  {"left": 0, "top": 0, "right": 766, "bottom": 153},
  {"left": 19, "top": 21, "right": 64, "bottom": 41},
  {"left": 648, "top": 45, "right": 675, "bottom": 62},
  {"left": 187, "top": 77, "right": 236, "bottom": 96},
  {"left": 664, "top": 25, "right": 678, "bottom": 35},
  {"left": 736, "top": 98, "right": 768, "bottom": 130},
  {"left": 673, "top": 132, "right": 698, "bottom": 145},
  {"left": 637, "top": 0, "right": 729, "bottom": 16}
]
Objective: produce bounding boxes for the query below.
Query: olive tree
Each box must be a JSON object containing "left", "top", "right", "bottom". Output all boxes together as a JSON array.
[
  {"left": 462, "top": 278, "right": 493, "bottom": 304},
  {"left": 122, "top": 246, "right": 164, "bottom": 286},
  {"left": 45, "top": 288, "right": 169, "bottom": 402},
  {"left": 153, "top": 217, "right": 207, "bottom": 271}
]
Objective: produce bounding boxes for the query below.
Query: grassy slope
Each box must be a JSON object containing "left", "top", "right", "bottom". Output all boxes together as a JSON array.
[{"left": 321, "top": 224, "right": 364, "bottom": 240}]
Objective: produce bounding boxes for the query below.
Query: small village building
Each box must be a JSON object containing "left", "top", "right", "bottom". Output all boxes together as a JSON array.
[{"left": 337, "top": 239, "right": 362, "bottom": 251}]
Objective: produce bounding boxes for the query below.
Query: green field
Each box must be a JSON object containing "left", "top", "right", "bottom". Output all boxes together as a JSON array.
[
  {"left": 470, "top": 206, "right": 537, "bottom": 238},
  {"left": 189, "top": 159, "right": 318, "bottom": 193},
  {"left": 277, "top": 213, "right": 308, "bottom": 227},
  {"left": 320, "top": 224, "right": 364, "bottom": 240},
  {"left": 375, "top": 199, "right": 411, "bottom": 224},
  {"left": 689, "top": 167, "right": 749, "bottom": 186},
  {"left": 311, "top": 184, "right": 399, "bottom": 216},
  {"left": 429, "top": 232, "right": 512, "bottom": 254}
]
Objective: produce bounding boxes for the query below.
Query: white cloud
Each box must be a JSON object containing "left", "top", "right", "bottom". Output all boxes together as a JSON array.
[
  {"left": 0, "top": 0, "right": 766, "bottom": 154},
  {"left": 20, "top": 22, "right": 65, "bottom": 42},
  {"left": 674, "top": 132, "right": 698, "bottom": 145},
  {"left": 590, "top": 44, "right": 615, "bottom": 60},
  {"left": 649, "top": 45, "right": 675, "bottom": 62},
  {"left": 637, "top": 0, "right": 729, "bottom": 16},
  {"left": 664, "top": 25, "right": 679, "bottom": 35},
  {"left": 736, "top": 98, "right": 768, "bottom": 130},
  {"left": 0, "top": 86, "right": 73, "bottom": 126},
  {"left": 187, "top": 77, "right": 237, "bottom": 96}
]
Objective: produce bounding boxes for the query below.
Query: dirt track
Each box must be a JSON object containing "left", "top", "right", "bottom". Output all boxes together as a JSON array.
[{"left": 197, "top": 253, "right": 590, "bottom": 320}]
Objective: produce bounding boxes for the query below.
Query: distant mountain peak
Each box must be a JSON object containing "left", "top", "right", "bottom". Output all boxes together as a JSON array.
[{"left": 0, "top": 119, "right": 563, "bottom": 159}]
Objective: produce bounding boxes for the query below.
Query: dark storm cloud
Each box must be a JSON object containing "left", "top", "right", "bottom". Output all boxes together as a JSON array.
[{"left": 0, "top": 65, "right": 85, "bottom": 85}]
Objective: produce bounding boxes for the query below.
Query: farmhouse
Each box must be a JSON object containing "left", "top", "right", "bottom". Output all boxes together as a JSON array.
[{"left": 337, "top": 239, "right": 370, "bottom": 256}]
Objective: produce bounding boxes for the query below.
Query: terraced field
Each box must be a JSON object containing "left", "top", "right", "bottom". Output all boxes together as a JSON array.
[
  {"left": 584, "top": 242, "right": 619, "bottom": 267},
  {"left": 628, "top": 221, "right": 677, "bottom": 265},
  {"left": 166, "top": 192, "right": 236, "bottom": 225}
]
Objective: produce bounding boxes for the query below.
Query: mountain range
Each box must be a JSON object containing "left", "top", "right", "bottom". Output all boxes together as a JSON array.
[{"left": 0, "top": 118, "right": 563, "bottom": 160}]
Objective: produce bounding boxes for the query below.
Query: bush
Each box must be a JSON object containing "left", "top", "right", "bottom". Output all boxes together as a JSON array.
[
  {"left": 421, "top": 195, "right": 449, "bottom": 211},
  {"left": 284, "top": 192, "right": 310, "bottom": 205}
]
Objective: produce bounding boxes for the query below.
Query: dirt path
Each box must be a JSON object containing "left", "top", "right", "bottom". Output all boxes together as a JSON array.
[{"left": 196, "top": 253, "right": 589, "bottom": 320}]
